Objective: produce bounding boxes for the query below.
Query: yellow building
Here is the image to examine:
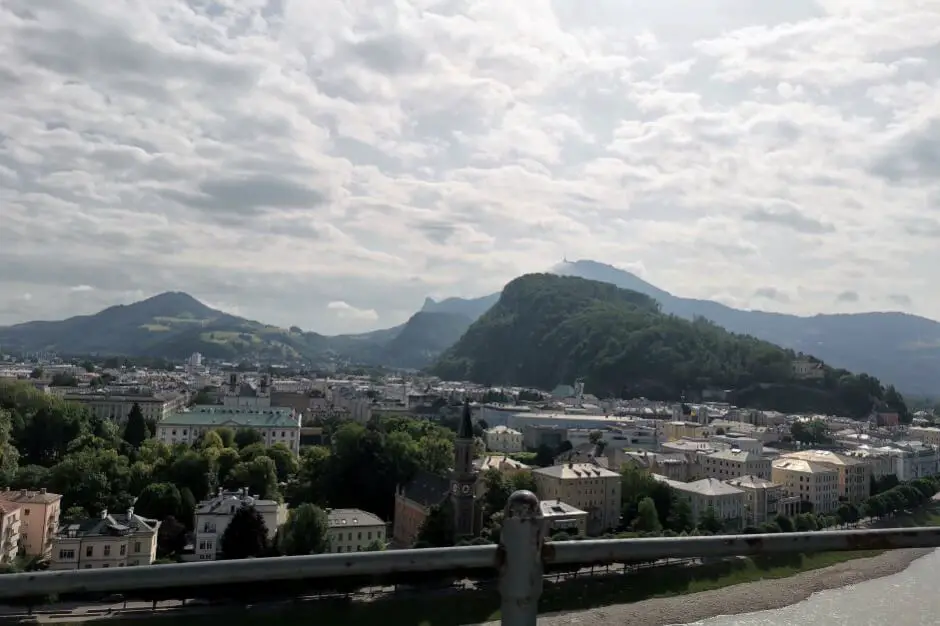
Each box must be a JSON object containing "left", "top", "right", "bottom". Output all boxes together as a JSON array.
[
  {"left": 771, "top": 458, "right": 839, "bottom": 514},
  {"left": 778, "top": 449, "right": 871, "bottom": 505},
  {"left": 702, "top": 449, "right": 772, "bottom": 481},
  {"left": 49, "top": 508, "right": 159, "bottom": 570},
  {"left": 662, "top": 421, "right": 712, "bottom": 441},
  {"left": 533, "top": 463, "right": 621, "bottom": 534}
]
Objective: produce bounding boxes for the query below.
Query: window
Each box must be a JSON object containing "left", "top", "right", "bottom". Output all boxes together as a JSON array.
[
  {"left": 120, "top": 544, "right": 126, "bottom": 556},
  {"left": 134, "top": 541, "right": 142, "bottom": 553},
  {"left": 103, "top": 563, "right": 110, "bottom": 568},
  {"left": 24, "top": 508, "right": 30, "bottom": 516},
  {"left": 58, "top": 549, "right": 75, "bottom": 560},
  {"left": 104, "top": 545, "right": 111, "bottom": 556},
  {"left": 86, "top": 546, "right": 94, "bottom": 557}
]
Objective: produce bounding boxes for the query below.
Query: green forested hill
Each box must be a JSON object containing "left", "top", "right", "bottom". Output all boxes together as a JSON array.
[{"left": 431, "top": 274, "right": 911, "bottom": 419}]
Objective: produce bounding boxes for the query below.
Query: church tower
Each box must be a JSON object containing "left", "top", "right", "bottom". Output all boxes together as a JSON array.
[{"left": 452, "top": 399, "right": 477, "bottom": 538}]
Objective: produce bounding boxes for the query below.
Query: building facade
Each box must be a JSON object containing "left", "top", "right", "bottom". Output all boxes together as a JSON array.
[
  {"left": 49, "top": 509, "right": 159, "bottom": 570},
  {"left": 158, "top": 406, "right": 301, "bottom": 454},
  {"left": 327, "top": 508, "right": 386, "bottom": 553},
  {"left": 194, "top": 489, "right": 287, "bottom": 561},
  {"left": 483, "top": 426, "right": 524, "bottom": 454},
  {"left": 0, "top": 488, "right": 62, "bottom": 557},
  {"left": 532, "top": 463, "right": 621, "bottom": 534},
  {"left": 771, "top": 458, "right": 839, "bottom": 514},
  {"left": 0, "top": 501, "right": 21, "bottom": 563}
]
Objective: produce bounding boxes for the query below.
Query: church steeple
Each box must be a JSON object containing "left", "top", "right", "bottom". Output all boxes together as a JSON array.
[
  {"left": 452, "top": 398, "right": 477, "bottom": 538},
  {"left": 458, "top": 398, "right": 474, "bottom": 440}
]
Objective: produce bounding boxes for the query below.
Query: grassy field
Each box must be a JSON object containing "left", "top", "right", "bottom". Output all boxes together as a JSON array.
[{"left": 90, "top": 502, "right": 940, "bottom": 626}]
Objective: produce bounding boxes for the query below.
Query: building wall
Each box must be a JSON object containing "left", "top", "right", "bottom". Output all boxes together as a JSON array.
[
  {"left": 0, "top": 507, "right": 21, "bottom": 564},
  {"left": 392, "top": 495, "right": 428, "bottom": 547},
  {"left": 0, "top": 489, "right": 61, "bottom": 557},
  {"left": 327, "top": 523, "right": 386, "bottom": 553},
  {"left": 50, "top": 533, "right": 157, "bottom": 570},
  {"left": 533, "top": 466, "right": 621, "bottom": 535}
]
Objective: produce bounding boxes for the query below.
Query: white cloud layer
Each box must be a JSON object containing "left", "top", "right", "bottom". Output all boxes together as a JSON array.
[
  {"left": 326, "top": 300, "right": 379, "bottom": 322},
  {"left": 1, "top": 0, "right": 939, "bottom": 333}
]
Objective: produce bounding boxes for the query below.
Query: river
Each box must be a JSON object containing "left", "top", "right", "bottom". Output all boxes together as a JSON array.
[{"left": 686, "top": 548, "right": 940, "bottom": 625}]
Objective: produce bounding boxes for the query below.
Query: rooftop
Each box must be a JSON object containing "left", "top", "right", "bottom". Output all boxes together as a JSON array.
[
  {"left": 327, "top": 508, "right": 385, "bottom": 528},
  {"left": 58, "top": 510, "right": 159, "bottom": 539},
  {"left": 0, "top": 487, "right": 62, "bottom": 504},
  {"left": 667, "top": 477, "right": 745, "bottom": 497},
  {"left": 539, "top": 500, "right": 587, "bottom": 517},
  {"left": 162, "top": 406, "right": 297, "bottom": 428},
  {"left": 534, "top": 463, "right": 619, "bottom": 479}
]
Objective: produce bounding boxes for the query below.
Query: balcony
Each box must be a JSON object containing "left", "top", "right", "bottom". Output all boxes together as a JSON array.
[{"left": 2, "top": 491, "right": 940, "bottom": 626}]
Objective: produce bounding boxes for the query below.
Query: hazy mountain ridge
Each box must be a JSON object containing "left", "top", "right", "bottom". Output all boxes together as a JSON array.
[{"left": 0, "top": 293, "right": 464, "bottom": 369}]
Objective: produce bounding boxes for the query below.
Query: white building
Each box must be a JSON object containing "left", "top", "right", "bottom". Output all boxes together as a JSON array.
[
  {"left": 194, "top": 489, "right": 288, "bottom": 561},
  {"left": 157, "top": 406, "right": 302, "bottom": 454},
  {"left": 327, "top": 508, "right": 386, "bottom": 553},
  {"left": 654, "top": 476, "right": 746, "bottom": 529},
  {"left": 877, "top": 442, "right": 940, "bottom": 481},
  {"left": 484, "top": 425, "right": 524, "bottom": 453}
]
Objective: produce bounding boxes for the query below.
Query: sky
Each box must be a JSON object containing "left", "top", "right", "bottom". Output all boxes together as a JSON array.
[{"left": 1, "top": 0, "right": 939, "bottom": 335}]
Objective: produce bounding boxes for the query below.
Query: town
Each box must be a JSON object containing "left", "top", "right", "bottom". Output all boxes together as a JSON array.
[{"left": 1, "top": 352, "right": 939, "bottom": 581}]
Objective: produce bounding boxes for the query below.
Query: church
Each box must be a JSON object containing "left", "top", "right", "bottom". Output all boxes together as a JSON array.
[{"left": 392, "top": 400, "right": 479, "bottom": 546}]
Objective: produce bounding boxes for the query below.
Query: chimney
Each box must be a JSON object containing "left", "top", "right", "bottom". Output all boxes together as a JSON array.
[
  {"left": 101, "top": 509, "right": 108, "bottom": 519},
  {"left": 40, "top": 488, "right": 46, "bottom": 494},
  {"left": 127, "top": 506, "right": 134, "bottom": 519},
  {"left": 19, "top": 489, "right": 27, "bottom": 497}
]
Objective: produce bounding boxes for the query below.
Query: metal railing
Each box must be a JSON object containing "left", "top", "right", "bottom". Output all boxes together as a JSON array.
[{"left": 3, "top": 490, "right": 940, "bottom": 626}]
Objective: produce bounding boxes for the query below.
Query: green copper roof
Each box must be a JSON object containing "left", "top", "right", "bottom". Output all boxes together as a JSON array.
[{"left": 161, "top": 405, "right": 298, "bottom": 428}]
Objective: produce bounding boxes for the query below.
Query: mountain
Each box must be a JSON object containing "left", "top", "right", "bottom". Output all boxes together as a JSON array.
[
  {"left": 419, "top": 260, "right": 940, "bottom": 396},
  {"left": 0, "top": 292, "right": 467, "bottom": 370},
  {"left": 431, "top": 274, "right": 911, "bottom": 418},
  {"left": 421, "top": 294, "right": 499, "bottom": 320}
]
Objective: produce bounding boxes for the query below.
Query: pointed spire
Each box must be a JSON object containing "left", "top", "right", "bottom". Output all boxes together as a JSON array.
[{"left": 458, "top": 398, "right": 474, "bottom": 439}]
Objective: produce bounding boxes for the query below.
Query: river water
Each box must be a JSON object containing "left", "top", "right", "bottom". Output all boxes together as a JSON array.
[{"left": 686, "top": 549, "right": 940, "bottom": 626}]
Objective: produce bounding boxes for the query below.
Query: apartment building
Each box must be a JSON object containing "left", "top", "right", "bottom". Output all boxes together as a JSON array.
[
  {"left": 158, "top": 406, "right": 302, "bottom": 454},
  {"left": 49, "top": 509, "right": 159, "bottom": 570},
  {"left": 779, "top": 450, "right": 871, "bottom": 505},
  {"left": 540, "top": 499, "right": 588, "bottom": 536},
  {"left": 908, "top": 427, "right": 940, "bottom": 447},
  {"left": 532, "top": 463, "right": 621, "bottom": 534},
  {"left": 710, "top": 433, "right": 763, "bottom": 454},
  {"left": 0, "top": 501, "right": 21, "bottom": 563},
  {"left": 0, "top": 488, "right": 62, "bottom": 556},
  {"left": 654, "top": 476, "right": 745, "bottom": 530},
  {"left": 62, "top": 391, "right": 186, "bottom": 422},
  {"left": 483, "top": 425, "right": 524, "bottom": 453},
  {"left": 878, "top": 442, "right": 940, "bottom": 481},
  {"left": 663, "top": 422, "right": 713, "bottom": 441},
  {"left": 771, "top": 458, "right": 839, "bottom": 514},
  {"left": 726, "top": 475, "right": 799, "bottom": 525},
  {"left": 621, "top": 451, "right": 702, "bottom": 482},
  {"left": 327, "top": 508, "right": 386, "bottom": 553},
  {"left": 194, "top": 489, "right": 287, "bottom": 561},
  {"left": 702, "top": 449, "right": 772, "bottom": 481}
]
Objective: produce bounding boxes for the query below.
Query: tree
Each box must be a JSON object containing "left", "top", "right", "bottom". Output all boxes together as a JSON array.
[
  {"left": 416, "top": 500, "right": 454, "bottom": 547},
  {"left": 633, "top": 497, "right": 662, "bottom": 533},
  {"left": 665, "top": 496, "right": 693, "bottom": 533},
  {"left": 697, "top": 506, "right": 723, "bottom": 534},
  {"left": 220, "top": 505, "right": 269, "bottom": 559},
  {"left": 157, "top": 515, "right": 188, "bottom": 558},
  {"left": 234, "top": 428, "right": 263, "bottom": 449},
  {"left": 123, "top": 403, "right": 149, "bottom": 448},
  {"left": 134, "top": 482, "right": 183, "bottom": 521},
  {"left": 277, "top": 503, "right": 330, "bottom": 555}
]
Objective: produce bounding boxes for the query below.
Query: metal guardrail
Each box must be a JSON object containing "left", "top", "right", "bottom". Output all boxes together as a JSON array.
[{"left": 4, "top": 490, "right": 940, "bottom": 626}]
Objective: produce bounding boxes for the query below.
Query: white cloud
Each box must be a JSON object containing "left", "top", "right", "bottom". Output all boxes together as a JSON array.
[
  {"left": 69, "top": 285, "right": 93, "bottom": 292},
  {"left": 327, "top": 301, "right": 379, "bottom": 323},
  {"left": 0, "top": 0, "right": 938, "bottom": 333}
]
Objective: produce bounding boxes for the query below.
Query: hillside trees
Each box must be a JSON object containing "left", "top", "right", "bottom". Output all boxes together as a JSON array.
[
  {"left": 277, "top": 503, "right": 330, "bottom": 555},
  {"left": 433, "top": 274, "right": 910, "bottom": 418}
]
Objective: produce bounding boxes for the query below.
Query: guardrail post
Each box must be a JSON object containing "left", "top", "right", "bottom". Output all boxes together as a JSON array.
[{"left": 498, "top": 490, "right": 544, "bottom": 626}]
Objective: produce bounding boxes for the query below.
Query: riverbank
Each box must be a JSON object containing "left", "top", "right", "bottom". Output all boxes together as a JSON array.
[{"left": 496, "top": 547, "right": 934, "bottom": 626}]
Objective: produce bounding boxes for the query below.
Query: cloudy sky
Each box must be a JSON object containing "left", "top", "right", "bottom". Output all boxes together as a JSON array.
[{"left": 1, "top": 0, "right": 938, "bottom": 335}]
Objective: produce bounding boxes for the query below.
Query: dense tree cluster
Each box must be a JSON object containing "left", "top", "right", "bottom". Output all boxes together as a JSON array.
[
  {"left": 0, "top": 380, "right": 461, "bottom": 560},
  {"left": 432, "top": 274, "right": 910, "bottom": 420}
]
